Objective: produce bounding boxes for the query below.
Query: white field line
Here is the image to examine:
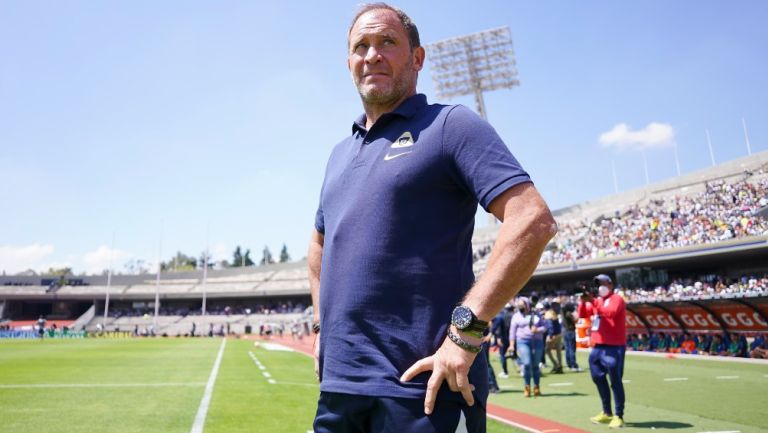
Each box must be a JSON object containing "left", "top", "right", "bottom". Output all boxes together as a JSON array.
[
  {"left": 715, "top": 376, "right": 739, "bottom": 380},
  {"left": 0, "top": 382, "right": 205, "bottom": 389},
  {"left": 271, "top": 380, "right": 318, "bottom": 387},
  {"left": 487, "top": 413, "right": 544, "bottom": 433},
  {"left": 249, "top": 351, "right": 282, "bottom": 385},
  {"left": 622, "top": 380, "right": 632, "bottom": 383},
  {"left": 663, "top": 377, "right": 688, "bottom": 382},
  {"left": 696, "top": 431, "right": 741, "bottom": 433},
  {"left": 190, "top": 338, "right": 227, "bottom": 433},
  {"left": 548, "top": 382, "right": 573, "bottom": 387}
]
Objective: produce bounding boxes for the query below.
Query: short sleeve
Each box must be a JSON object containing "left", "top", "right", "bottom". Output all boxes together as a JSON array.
[
  {"left": 443, "top": 105, "right": 532, "bottom": 211},
  {"left": 314, "top": 201, "right": 325, "bottom": 234}
]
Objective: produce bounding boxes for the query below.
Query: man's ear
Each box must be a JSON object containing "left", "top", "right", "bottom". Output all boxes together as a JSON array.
[{"left": 413, "top": 46, "right": 425, "bottom": 71}]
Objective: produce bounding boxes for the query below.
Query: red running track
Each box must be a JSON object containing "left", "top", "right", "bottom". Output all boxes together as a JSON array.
[{"left": 253, "top": 334, "right": 588, "bottom": 433}]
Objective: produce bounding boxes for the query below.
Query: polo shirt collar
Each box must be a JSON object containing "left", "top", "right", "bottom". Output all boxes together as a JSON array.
[{"left": 352, "top": 93, "right": 428, "bottom": 135}]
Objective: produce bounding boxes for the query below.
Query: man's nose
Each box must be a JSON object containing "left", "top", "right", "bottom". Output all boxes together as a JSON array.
[{"left": 364, "top": 45, "right": 382, "bottom": 63}]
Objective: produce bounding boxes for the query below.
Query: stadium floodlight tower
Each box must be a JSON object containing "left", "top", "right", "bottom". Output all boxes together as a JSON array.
[
  {"left": 426, "top": 26, "right": 519, "bottom": 225},
  {"left": 425, "top": 26, "right": 519, "bottom": 122}
]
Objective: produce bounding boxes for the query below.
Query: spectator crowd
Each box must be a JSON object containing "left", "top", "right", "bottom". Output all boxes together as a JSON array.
[
  {"left": 619, "top": 275, "right": 767, "bottom": 303},
  {"left": 526, "top": 273, "right": 767, "bottom": 307},
  {"left": 539, "top": 178, "right": 768, "bottom": 265},
  {"left": 627, "top": 331, "right": 768, "bottom": 359}
]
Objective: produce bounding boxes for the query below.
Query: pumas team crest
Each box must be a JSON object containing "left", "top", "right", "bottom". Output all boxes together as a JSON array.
[
  {"left": 391, "top": 131, "right": 414, "bottom": 148},
  {"left": 384, "top": 131, "right": 415, "bottom": 161}
]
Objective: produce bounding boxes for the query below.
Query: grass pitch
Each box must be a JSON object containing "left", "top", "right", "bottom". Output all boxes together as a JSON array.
[
  {"left": 1, "top": 338, "right": 765, "bottom": 432},
  {"left": 488, "top": 350, "right": 768, "bottom": 432}
]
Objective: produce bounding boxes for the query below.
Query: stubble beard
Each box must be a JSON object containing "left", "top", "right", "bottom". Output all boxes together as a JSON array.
[{"left": 356, "top": 59, "right": 414, "bottom": 109}]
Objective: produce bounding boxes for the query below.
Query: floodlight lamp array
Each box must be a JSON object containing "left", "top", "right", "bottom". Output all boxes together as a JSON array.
[{"left": 425, "top": 26, "right": 519, "bottom": 100}]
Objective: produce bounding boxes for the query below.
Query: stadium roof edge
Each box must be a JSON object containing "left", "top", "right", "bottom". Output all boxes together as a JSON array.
[{"left": 530, "top": 235, "right": 768, "bottom": 280}]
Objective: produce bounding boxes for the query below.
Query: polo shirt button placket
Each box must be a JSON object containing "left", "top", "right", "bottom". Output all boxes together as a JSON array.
[{"left": 353, "top": 134, "right": 371, "bottom": 167}]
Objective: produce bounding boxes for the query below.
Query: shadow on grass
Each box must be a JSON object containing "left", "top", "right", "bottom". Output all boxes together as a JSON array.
[{"left": 625, "top": 421, "right": 693, "bottom": 429}]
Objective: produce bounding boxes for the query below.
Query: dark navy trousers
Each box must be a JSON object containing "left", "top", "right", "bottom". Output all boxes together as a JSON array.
[
  {"left": 588, "top": 344, "right": 626, "bottom": 418},
  {"left": 314, "top": 391, "right": 486, "bottom": 433},
  {"left": 563, "top": 331, "right": 578, "bottom": 369}
]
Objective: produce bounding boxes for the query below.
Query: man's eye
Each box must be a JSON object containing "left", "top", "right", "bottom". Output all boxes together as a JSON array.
[
  {"left": 354, "top": 43, "right": 368, "bottom": 52},
  {"left": 383, "top": 39, "right": 394, "bottom": 45}
]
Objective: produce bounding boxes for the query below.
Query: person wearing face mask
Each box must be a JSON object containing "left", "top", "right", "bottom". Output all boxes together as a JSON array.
[
  {"left": 508, "top": 297, "right": 546, "bottom": 397},
  {"left": 578, "top": 274, "right": 627, "bottom": 429}
]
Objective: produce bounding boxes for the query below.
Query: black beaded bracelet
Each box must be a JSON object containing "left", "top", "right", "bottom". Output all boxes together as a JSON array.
[
  {"left": 447, "top": 328, "right": 481, "bottom": 353},
  {"left": 312, "top": 322, "right": 321, "bottom": 334}
]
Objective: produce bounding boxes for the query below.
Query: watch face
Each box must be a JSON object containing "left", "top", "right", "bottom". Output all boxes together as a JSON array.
[{"left": 452, "top": 306, "right": 473, "bottom": 329}]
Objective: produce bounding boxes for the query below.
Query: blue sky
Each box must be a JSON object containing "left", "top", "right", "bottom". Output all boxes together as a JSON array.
[{"left": 1, "top": 1, "right": 766, "bottom": 275}]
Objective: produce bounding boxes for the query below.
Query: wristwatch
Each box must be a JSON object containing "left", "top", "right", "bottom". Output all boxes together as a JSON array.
[{"left": 450, "top": 305, "right": 489, "bottom": 338}]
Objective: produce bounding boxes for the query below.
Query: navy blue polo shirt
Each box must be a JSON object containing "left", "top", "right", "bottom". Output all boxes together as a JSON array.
[{"left": 314, "top": 93, "right": 531, "bottom": 401}]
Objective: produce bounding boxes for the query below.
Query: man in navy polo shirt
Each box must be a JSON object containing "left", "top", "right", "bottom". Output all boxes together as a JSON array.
[{"left": 309, "top": 4, "right": 557, "bottom": 432}]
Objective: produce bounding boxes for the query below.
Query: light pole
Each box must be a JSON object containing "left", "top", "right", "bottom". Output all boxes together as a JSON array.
[{"left": 426, "top": 26, "right": 520, "bottom": 225}]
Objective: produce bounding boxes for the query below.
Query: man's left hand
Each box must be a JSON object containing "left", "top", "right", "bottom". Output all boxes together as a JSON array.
[{"left": 400, "top": 331, "right": 478, "bottom": 415}]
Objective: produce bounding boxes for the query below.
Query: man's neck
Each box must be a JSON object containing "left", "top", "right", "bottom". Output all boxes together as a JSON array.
[{"left": 362, "top": 91, "right": 416, "bottom": 129}]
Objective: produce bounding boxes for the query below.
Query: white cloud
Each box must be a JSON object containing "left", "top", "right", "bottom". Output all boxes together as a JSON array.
[
  {"left": 599, "top": 122, "right": 675, "bottom": 151},
  {"left": 82, "top": 245, "right": 131, "bottom": 275},
  {"left": 0, "top": 244, "right": 56, "bottom": 274}
]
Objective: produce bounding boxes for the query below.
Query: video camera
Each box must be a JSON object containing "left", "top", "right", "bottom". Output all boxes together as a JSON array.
[{"left": 574, "top": 281, "right": 598, "bottom": 298}]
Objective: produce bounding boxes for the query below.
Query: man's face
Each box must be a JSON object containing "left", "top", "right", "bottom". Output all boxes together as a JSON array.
[{"left": 347, "top": 9, "right": 424, "bottom": 107}]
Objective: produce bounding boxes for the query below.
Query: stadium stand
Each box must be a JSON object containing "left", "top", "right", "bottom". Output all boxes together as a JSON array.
[
  {"left": 620, "top": 275, "right": 767, "bottom": 302},
  {"left": 540, "top": 177, "right": 768, "bottom": 265}
]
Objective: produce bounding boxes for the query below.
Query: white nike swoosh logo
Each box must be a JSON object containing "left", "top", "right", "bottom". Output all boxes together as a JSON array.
[{"left": 383, "top": 151, "right": 412, "bottom": 161}]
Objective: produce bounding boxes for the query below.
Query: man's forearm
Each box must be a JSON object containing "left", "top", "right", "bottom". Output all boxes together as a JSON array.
[
  {"left": 308, "top": 229, "right": 324, "bottom": 323},
  {"left": 462, "top": 184, "right": 557, "bottom": 322}
]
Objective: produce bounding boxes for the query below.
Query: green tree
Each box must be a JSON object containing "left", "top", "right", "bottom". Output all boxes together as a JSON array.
[
  {"left": 232, "top": 246, "right": 243, "bottom": 267},
  {"left": 161, "top": 251, "right": 197, "bottom": 272},
  {"left": 243, "top": 249, "right": 254, "bottom": 266},
  {"left": 231, "top": 246, "right": 254, "bottom": 267},
  {"left": 260, "top": 245, "right": 274, "bottom": 265},
  {"left": 279, "top": 243, "right": 291, "bottom": 263},
  {"left": 45, "top": 267, "right": 72, "bottom": 276}
]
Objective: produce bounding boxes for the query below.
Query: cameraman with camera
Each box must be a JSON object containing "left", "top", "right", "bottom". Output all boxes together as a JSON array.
[{"left": 578, "top": 274, "right": 626, "bottom": 429}]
